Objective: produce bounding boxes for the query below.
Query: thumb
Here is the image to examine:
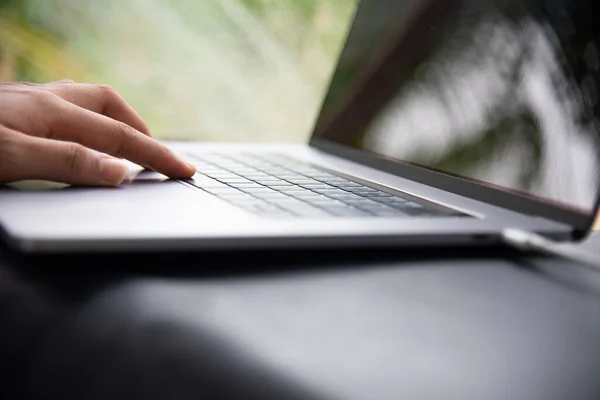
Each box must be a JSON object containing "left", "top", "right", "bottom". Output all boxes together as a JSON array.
[{"left": 6, "top": 134, "right": 128, "bottom": 186}]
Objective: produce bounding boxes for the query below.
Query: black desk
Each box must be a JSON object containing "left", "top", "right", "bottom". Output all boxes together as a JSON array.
[{"left": 1, "top": 235, "right": 600, "bottom": 400}]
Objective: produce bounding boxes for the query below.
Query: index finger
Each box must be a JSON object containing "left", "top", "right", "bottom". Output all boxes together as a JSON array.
[
  {"left": 48, "top": 100, "right": 196, "bottom": 178},
  {"left": 43, "top": 82, "right": 152, "bottom": 137}
]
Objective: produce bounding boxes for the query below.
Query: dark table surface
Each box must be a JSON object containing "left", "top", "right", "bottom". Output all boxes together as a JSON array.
[{"left": 1, "top": 234, "right": 600, "bottom": 400}]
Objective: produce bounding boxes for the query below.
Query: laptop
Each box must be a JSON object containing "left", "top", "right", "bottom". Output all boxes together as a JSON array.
[{"left": 0, "top": 0, "right": 599, "bottom": 253}]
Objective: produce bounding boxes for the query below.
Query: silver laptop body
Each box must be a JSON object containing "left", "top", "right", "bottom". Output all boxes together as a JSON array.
[{"left": 1, "top": 0, "right": 599, "bottom": 253}]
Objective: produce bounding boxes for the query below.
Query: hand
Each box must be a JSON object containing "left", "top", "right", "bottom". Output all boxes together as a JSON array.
[{"left": 0, "top": 80, "right": 196, "bottom": 186}]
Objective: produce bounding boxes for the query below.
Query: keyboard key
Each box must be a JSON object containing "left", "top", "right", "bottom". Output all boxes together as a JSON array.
[
  {"left": 285, "top": 178, "right": 321, "bottom": 185},
  {"left": 267, "top": 187, "right": 305, "bottom": 194},
  {"left": 269, "top": 196, "right": 308, "bottom": 204},
  {"left": 346, "top": 199, "right": 391, "bottom": 209},
  {"left": 225, "top": 168, "right": 259, "bottom": 175},
  {"left": 310, "top": 172, "right": 337, "bottom": 179},
  {"left": 298, "top": 183, "right": 332, "bottom": 190},
  {"left": 384, "top": 205, "right": 414, "bottom": 212},
  {"left": 273, "top": 186, "right": 308, "bottom": 193},
  {"left": 307, "top": 198, "right": 347, "bottom": 207},
  {"left": 197, "top": 170, "right": 224, "bottom": 176},
  {"left": 186, "top": 174, "right": 229, "bottom": 188},
  {"left": 275, "top": 176, "right": 308, "bottom": 183},
  {"left": 332, "top": 181, "right": 364, "bottom": 188},
  {"left": 230, "top": 183, "right": 265, "bottom": 189},
  {"left": 362, "top": 191, "right": 394, "bottom": 198},
  {"left": 342, "top": 198, "right": 376, "bottom": 205},
  {"left": 375, "top": 197, "right": 409, "bottom": 204},
  {"left": 256, "top": 179, "right": 294, "bottom": 186},
  {"left": 264, "top": 168, "right": 291, "bottom": 174},
  {"left": 192, "top": 162, "right": 215, "bottom": 169},
  {"left": 317, "top": 176, "right": 351, "bottom": 182},
  {"left": 293, "top": 168, "right": 323, "bottom": 175},
  {"left": 240, "top": 173, "right": 271, "bottom": 178},
  {"left": 216, "top": 177, "right": 253, "bottom": 184},
  {"left": 204, "top": 172, "right": 240, "bottom": 179},
  {"left": 263, "top": 183, "right": 298, "bottom": 190},
  {"left": 204, "top": 187, "right": 244, "bottom": 195},
  {"left": 326, "top": 193, "right": 364, "bottom": 201},
  {"left": 237, "top": 187, "right": 276, "bottom": 194},
  {"left": 287, "top": 192, "right": 329, "bottom": 200},
  {"left": 337, "top": 199, "right": 373, "bottom": 207},
  {"left": 346, "top": 187, "right": 379, "bottom": 193},
  {"left": 269, "top": 199, "right": 314, "bottom": 211},
  {"left": 250, "top": 192, "right": 291, "bottom": 200},
  {"left": 311, "top": 188, "right": 348, "bottom": 195},
  {"left": 182, "top": 151, "right": 454, "bottom": 219}
]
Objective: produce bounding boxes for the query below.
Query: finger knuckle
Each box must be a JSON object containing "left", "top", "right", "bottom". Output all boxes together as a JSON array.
[
  {"left": 0, "top": 128, "right": 21, "bottom": 181},
  {"left": 97, "top": 84, "right": 117, "bottom": 98},
  {"left": 32, "top": 91, "right": 66, "bottom": 138},
  {"left": 61, "top": 81, "right": 77, "bottom": 93},
  {"left": 111, "top": 122, "right": 135, "bottom": 157},
  {"left": 32, "top": 90, "right": 60, "bottom": 111},
  {"left": 64, "top": 143, "right": 89, "bottom": 173}
]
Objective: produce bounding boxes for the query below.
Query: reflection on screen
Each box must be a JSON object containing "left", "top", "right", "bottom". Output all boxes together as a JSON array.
[{"left": 313, "top": 0, "right": 600, "bottom": 213}]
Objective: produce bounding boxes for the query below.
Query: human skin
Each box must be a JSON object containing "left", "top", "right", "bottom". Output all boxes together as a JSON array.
[{"left": 0, "top": 80, "right": 196, "bottom": 186}]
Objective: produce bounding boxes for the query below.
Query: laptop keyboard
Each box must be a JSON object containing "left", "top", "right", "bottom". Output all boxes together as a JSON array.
[{"left": 184, "top": 153, "right": 460, "bottom": 219}]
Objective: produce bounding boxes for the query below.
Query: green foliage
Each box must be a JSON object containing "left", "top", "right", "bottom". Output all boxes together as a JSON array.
[{"left": 0, "top": 0, "right": 355, "bottom": 141}]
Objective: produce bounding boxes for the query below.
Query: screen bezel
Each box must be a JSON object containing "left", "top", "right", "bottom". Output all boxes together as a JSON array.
[{"left": 308, "top": 0, "right": 599, "bottom": 240}]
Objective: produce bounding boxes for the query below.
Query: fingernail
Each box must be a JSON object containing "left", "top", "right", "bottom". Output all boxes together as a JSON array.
[{"left": 100, "top": 159, "right": 128, "bottom": 185}]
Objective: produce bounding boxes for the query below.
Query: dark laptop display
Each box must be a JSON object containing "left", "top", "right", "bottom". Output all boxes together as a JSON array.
[{"left": 312, "top": 0, "right": 600, "bottom": 214}]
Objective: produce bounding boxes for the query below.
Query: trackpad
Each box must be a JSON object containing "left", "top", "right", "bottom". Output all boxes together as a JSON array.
[{"left": 0, "top": 171, "right": 249, "bottom": 239}]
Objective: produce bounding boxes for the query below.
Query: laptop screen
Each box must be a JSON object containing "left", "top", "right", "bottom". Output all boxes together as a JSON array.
[{"left": 312, "top": 0, "right": 600, "bottom": 214}]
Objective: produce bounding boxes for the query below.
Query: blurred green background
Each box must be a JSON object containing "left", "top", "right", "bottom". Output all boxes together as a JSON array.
[{"left": 0, "top": 0, "right": 356, "bottom": 141}]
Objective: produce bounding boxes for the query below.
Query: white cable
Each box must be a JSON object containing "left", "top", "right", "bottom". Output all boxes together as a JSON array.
[{"left": 502, "top": 229, "right": 600, "bottom": 272}]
